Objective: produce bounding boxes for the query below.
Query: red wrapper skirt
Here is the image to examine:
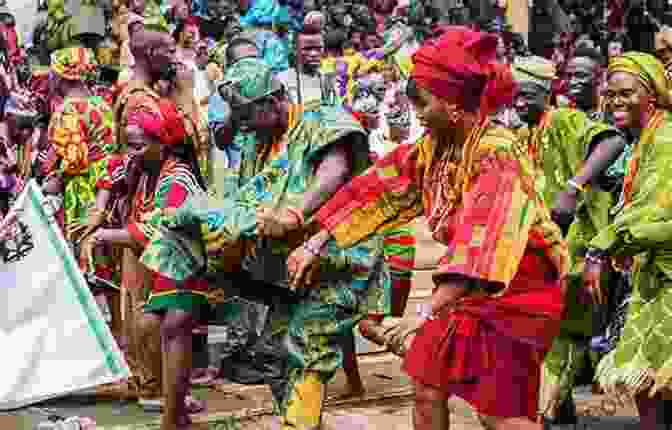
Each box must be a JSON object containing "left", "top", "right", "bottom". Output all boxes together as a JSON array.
[{"left": 402, "top": 251, "right": 565, "bottom": 420}]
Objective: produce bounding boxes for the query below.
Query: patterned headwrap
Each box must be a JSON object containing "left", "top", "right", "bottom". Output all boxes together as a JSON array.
[
  {"left": 608, "top": 52, "right": 672, "bottom": 107},
  {"left": 50, "top": 47, "right": 98, "bottom": 81},
  {"left": 411, "top": 28, "right": 516, "bottom": 237},
  {"left": 223, "top": 57, "right": 278, "bottom": 101},
  {"left": 411, "top": 26, "right": 514, "bottom": 115},
  {"left": 511, "top": 56, "right": 556, "bottom": 93},
  {"left": 351, "top": 73, "right": 386, "bottom": 114},
  {"left": 5, "top": 87, "right": 40, "bottom": 121}
]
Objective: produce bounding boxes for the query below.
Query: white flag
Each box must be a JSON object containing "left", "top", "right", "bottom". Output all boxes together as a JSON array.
[{"left": 0, "top": 180, "right": 130, "bottom": 410}]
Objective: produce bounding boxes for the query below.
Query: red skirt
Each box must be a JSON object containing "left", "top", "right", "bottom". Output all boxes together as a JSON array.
[{"left": 402, "top": 251, "right": 565, "bottom": 420}]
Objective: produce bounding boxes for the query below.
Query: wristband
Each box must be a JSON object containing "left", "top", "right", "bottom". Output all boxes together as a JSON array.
[
  {"left": 585, "top": 248, "right": 608, "bottom": 264},
  {"left": 567, "top": 179, "right": 586, "bottom": 193}
]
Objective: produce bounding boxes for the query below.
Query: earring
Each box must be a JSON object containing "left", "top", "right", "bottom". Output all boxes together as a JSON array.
[{"left": 448, "top": 110, "right": 460, "bottom": 125}]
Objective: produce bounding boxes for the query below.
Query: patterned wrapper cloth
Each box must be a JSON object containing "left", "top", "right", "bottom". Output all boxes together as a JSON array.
[
  {"left": 592, "top": 53, "right": 672, "bottom": 399},
  {"left": 47, "top": 48, "right": 124, "bottom": 293}
]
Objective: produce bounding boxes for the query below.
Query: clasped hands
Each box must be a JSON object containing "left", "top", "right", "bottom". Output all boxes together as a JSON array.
[{"left": 256, "top": 206, "right": 324, "bottom": 290}]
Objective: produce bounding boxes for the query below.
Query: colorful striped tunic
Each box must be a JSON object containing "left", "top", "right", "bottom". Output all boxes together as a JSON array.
[{"left": 127, "top": 158, "right": 209, "bottom": 315}]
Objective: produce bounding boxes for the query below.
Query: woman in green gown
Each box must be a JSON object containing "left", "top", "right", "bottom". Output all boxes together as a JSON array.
[{"left": 585, "top": 52, "right": 672, "bottom": 428}]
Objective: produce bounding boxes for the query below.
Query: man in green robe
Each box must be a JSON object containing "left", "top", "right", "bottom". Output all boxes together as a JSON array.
[{"left": 508, "top": 55, "right": 627, "bottom": 425}]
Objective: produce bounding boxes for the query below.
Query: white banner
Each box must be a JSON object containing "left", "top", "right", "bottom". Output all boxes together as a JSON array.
[{"left": 0, "top": 180, "right": 130, "bottom": 411}]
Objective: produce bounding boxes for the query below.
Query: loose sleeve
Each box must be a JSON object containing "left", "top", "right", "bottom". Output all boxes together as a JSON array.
[
  {"left": 434, "top": 148, "right": 542, "bottom": 286},
  {"left": 129, "top": 164, "right": 201, "bottom": 247},
  {"left": 543, "top": 108, "right": 612, "bottom": 205},
  {"left": 590, "top": 122, "right": 672, "bottom": 266},
  {"left": 315, "top": 143, "right": 424, "bottom": 249}
]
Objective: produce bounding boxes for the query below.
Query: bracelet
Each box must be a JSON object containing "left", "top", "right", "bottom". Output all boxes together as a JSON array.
[
  {"left": 567, "top": 179, "right": 586, "bottom": 193},
  {"left": 303, "top": 240, "right": 325, "bottom": 257},
  {"left": 585, "top": 248, "right": 608, "bottom": 264}
]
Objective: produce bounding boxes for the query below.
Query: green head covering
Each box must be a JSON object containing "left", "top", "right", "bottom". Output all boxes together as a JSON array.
[
  {"left": 511, "top": 56, "right": 556, "bottom": 93},
  {"left": 223, "top": 57, "right": 279, "bottom": 102},
  {"left": 608, "top": 52, "right": 672, "bottom": 107}
]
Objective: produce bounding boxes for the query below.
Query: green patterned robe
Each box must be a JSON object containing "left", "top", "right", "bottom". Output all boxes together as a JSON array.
[
  {"left": 528, "top": 108, "right": 619, "bottom": 416},
  {"left": 592, "top": 111, "right": 672, "bottom": 396},
  {"left": 139, "top": 104, "right": 390, "bottom": 414}
]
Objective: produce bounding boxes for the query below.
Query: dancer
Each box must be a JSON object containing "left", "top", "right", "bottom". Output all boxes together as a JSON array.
[
  {"left": 94, "top": 86, "right": 208, "bottom": 430},
  {"left": 132, "top": 56, "right": 388, "bottom": 429},
  {"left": 44, "top": 47, "right": 122, "bottom": 334},
  {"left": 105, "top": 29, "right": 205, "bottom": 415},
  {"left": 589, "top": 52, "right": 672, "bottom": 429},
  {"left": 508, "top": 55, "right": 627, "bottom": 425},
  {"left": 288, "top": 27, "right": 569, "bottom": 430}
]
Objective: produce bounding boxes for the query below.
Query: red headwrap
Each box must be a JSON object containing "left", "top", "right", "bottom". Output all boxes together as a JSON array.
[
  {"left": 158, "top": 99, "right": 187, "bottom": 147},
  {"left": 411, "top": 26, "right": 514, "bottom": 116}
]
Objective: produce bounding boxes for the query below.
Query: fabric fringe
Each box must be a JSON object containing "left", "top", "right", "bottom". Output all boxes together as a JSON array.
[{"left": 595, "top": 351, "right": 654, "bottom": 397}]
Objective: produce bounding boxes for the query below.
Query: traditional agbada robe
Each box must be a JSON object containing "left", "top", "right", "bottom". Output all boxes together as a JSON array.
[
  {"left": 313, "top": 30, "right": 569, "bottom": 420},
  {"left": 135, "top": 59, "right": 390, "bottom": 421},
  {"left": 524, "top": 111, "right": 615, "bottom": 314},
  {"left": 592, "top": 53, "right": 672, "bottom": 398}
]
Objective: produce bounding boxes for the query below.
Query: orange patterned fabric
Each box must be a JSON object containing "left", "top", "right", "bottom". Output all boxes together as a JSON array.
[
  {"left": 47, "top": 96, "right": 114, "bottom": 176},
  {"left": 317, "top": 126, "right": 568, "bottom": 286}
]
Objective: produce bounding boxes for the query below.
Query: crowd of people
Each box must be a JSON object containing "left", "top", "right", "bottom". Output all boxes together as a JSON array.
[{"left": 3, "top": 0, "right": 672, "bottom": 429}]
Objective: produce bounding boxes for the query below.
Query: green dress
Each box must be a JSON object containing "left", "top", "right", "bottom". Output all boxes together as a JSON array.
[
  {"left": 526, "top": 108, "right": 619, "bottom": 415},
  {"left": 592, "top": 110, "right": 672, "bottom": 396}
]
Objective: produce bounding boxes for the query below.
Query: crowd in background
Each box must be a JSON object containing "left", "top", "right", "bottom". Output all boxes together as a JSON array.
[{"left": 3, "top": 1, "right": 672, "bottom": 430}]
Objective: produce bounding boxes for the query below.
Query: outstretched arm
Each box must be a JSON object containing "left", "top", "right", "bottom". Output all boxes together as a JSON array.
[
  {"left": 313, "top": 142, "right": 424, "bottom": 249},
  {"left": 552, "top": 131, "right": 627, "bottom": 232}
]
